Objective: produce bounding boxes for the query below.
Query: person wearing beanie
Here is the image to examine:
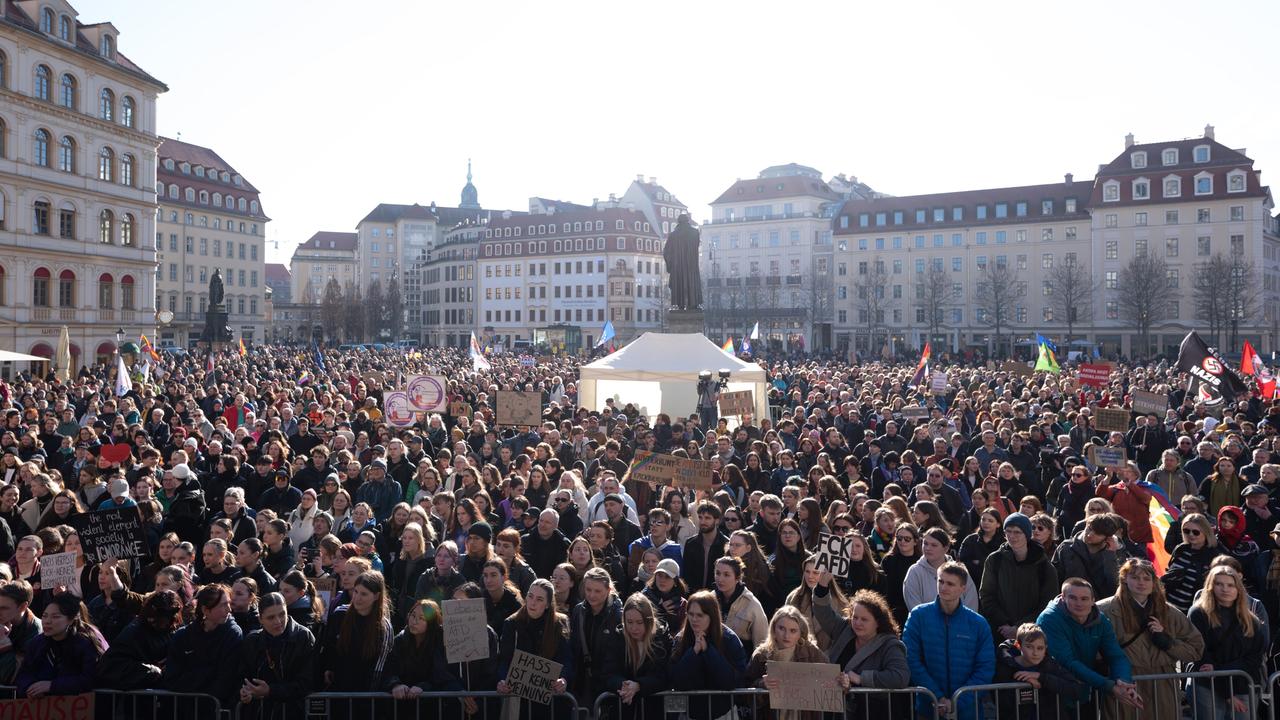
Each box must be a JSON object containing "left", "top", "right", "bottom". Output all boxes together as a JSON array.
[
  {"left": 97, "top": 475, "right": 138, "bottom": 510},
  {"left": 354, "top": 457, "right": 401, "bottom": 522},
  {"left": 460, "top": 522, "right": 494, "bottom": 584},
  {"left": 979, "top": 512, "right": 1059, "bottom": 643}
]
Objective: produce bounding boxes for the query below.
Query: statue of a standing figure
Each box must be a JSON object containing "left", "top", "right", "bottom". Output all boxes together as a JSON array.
[
  {"left": 209, "top": 269, "right": 225, "bottom": 307},
  {"left": 664, "top": 214, "right": 702, "bottom": 310}
]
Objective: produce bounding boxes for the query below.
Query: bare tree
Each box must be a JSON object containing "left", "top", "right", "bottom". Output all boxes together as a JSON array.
[
  {"left": 1192, "top": 254, "right": 1229, "bottom": 348},
  {"left": 1045, "top": 257, "right": 1098, "bottom": 344},
  {"left": 386, "top": 277, "right": 404, "bottom": 340},
  {"left": 913, "top": 267, "right": 953, "bottom": 344},
  {"left": 366, "top": 281, "right": 385, "bottom": 340},
  {"left": 344, "top": 281, "right": 365, "bottom": 342},
  {"left": 321, "top": 278, "right": 343, "bottom": 342},
  {"left": 1117, "top": 254, "right": 1169, "bottom": 360},
  {"left": 853, "top": 258, "right": 893, "bottom": 356},
  {"left": 975, "top": 262, "right": 1023, "bottom": 359}
]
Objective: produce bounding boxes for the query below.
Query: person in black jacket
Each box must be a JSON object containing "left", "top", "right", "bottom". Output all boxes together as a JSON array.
[
  {"left": 236, "top": 538, "right": 278, "bottom": 594},
  {"left": 96, "top": 588, "right": 182, "bottom": 692},
  {"left": 570, "top": 567, "right": 623, "bottom": 704},
  {"left": 601, "top": 593, "right": 671, "bottom": 720},
  {"left": 681, "top": 502, "right": 727, "bottom": 592},
  {"left": 237, "top": 592, "right": 315, "bottom": 720},
  {"left": 163, "top": 584, "right": 244, "bottom": 712},
  {"left": 522, "top": 509, "right": 571, "bottom": 579},
  {"left": 497, "top": 579, "right": 574, "bottom": 720},
  {"left": 384, "top": 599, "right": 465, "bottom": 714}
]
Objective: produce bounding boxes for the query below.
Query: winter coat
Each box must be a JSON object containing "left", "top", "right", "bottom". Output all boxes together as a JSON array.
[
  {"left": 15, "top": 633, "right": 100, "bottom": 697},
  {"left": 237, "top": 620, "right": 316, "bottom": 720},
  {"left": 569, "top": 595, "right": 623, "bottom": 705},
  {"left": 1036, "top": 597, "right": 1132, "bottom": 701},
  {"left": 600, "top": 623, "right": 671, "bottom": 720},
  {"left": 263, "top": 539, "right": 297, "bottom": 582},
  {"left": 413, "top": 567, "right": 465, "bottom": 607},
  {"left": 521, "top": 528, "right": 570, "bottom": 580},
  {"left": 903, "top": 555, "right": 978, "bottom": 612},
  {"left": 1096, "top": 481, "right": 1155, "bottom": 543},
  {"left": 810, "top": 584, "right": 909, "bottom": 687},
  {"left": 879, "top": 552, "right": 917, "bottom": 627},
  {"left": 956, "top": 531, "right": 1004, "bottom": 591},
  {"left": 1096, "top": 596, "right": 1204, "bottom": 720},
  {"left": 321, "top": 606, "right": 393, "bottom": 692},
  {"left": 163, "top": 618, "right": 245, "bottom": 706},
  {"left": 382, "top": 629, "right": 462, "bottom": 691},
  {"left": 680, "top": 531, "right": 727, "bottom": 592},
  {"left": 486, "top": 588, "right": 523, "bottom": 635},
  {"left": 95, "top": 618, "right": 173, "bottom": 690},
  {"left": 1161, "top": 542, "right": 1215, "bottom": 613},
  {"left": 979, "top": 542, "right": 1059, "bottom": 640},
  {"left": 718, "top": 585, "right": 768, "bottom": 652},
  {"left": 497, "top": 615, "right": 575, "bottom": 720},
  {"left": 1051, "top": 534, "right": 1118, "bottom": 599},
  {"left": 994, "top": 640, "right": 1085, "bottom": 720},
  {"left": 744, "top": 641, "right": 830, "bottom": 720},
  {"left": 669, "top": 626, "right": 747, "bottom": 720},
  {"left": 389, "top": 553, "right": 430, "bottom": 624},
  {"left": 1187, "top": 605, "right": 1265, "bottom": 698},
  {"left": 903, "top": 599, "right": 995, "bottom": 720}
]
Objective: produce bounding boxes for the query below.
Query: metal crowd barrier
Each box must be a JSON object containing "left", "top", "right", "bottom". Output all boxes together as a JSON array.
[
  {"left": 592, "top": 686, "right": 939, "bottom": 720},
  {"left": 949, "top": 670, "right": 1258, "bottom": 720},
  {"left": 295, "top": 690, "right": 581, "bottom": 720},
  {"left": 0, "top": 687, "right": 227, "bottom": 719}
]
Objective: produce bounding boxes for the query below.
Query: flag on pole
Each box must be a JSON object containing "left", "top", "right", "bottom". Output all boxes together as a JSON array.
[
  {"left": 1176, "top": 331, "right": 1248, "bottom": 406},
  {"left": 238, "top": 338, "right": 247, "bottom": 357},
  {"left": 298, "top": 370, "right": 313, "bottom": 386},
  {"left": 206, "top": 353, "right": 215, "bottom": 373},
  {"left": 470, "top": 332, "right": 491, "bottom": 370},
  {"left": 114, "top": 353, "right": 132, "bottom": 397},
  {"left": 750, "top": 322, "right": 760, "bottom": 340},
  {"left": 1241, "top": 341, "right": 1261, "bottom": 375},
  {"left": 1035, "top": 340, "right": 1061, "bottom": 374},
  {"left": 1034, "top": 333, "right": 1058, "bottom": 354},
  {"left": 596, "top": 321, "right": 616, "bottom": 348},
  {"left": 139, "top": 355, "right": 152, "bottom": 385},
  {"left": 1242, "top": 340, "right": 1277, "bottom": 398},
  {"left": 721, "top": 337, "right": 735, "bottom": 354},
  {"left": 910, "top": 342, "right": 932, "bottom": 387},
  {"left": 139, "top": 334, "right": 161, "bottom": 363},
  {"left": 312, "top": 343, "right": 327, "bottom": 373}
]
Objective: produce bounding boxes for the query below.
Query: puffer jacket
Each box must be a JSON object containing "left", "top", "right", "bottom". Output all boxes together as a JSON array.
[
  {"left": 978, "top": 542, "right": 1059, "bottom": 639},
  {"left": 1036, "top": 596, "right": 1132, "bottom": 701},
  {"left": 237, "top": 619, "right": 316, "bottom": 720},
  {"left": 903, "top": 599, "right": 994, "bottom": 720},
  {"left": 95, "top": 618, "right": 174, "bottom": 690},
  {"left": 670, "top": 626, "right": 747, "bottom": 720}
]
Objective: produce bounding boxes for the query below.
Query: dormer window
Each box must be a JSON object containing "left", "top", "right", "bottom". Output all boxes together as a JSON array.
[
  {"left": 221, "top": 171, "right": 229, "bottom": 182},
  {"left": 58, "top": 15, "right": 71, "bottom": 41},
  {"left": 1132, "top": 179, "right": 1150, "bottom": 200},
  {"left": 1102, "top": 180, "right": 1120, "bottom": 202},
  {"left": 1131, "top": 151, "right": 1147, "bottom": 169},
  {"left": 1162, "top": 148, "right": 1178, "bottom": 166},
  {"left": 1163, "top": 176, "right": 1181, "bottom": 198},
  {"left": 99, "top": 34, "right": 113, "bottom": 59},
  {"left": 180, "top": 162, "right": 190, "bottom": 174},
  {"left": 233, "top": 175, "right": 242, "bottom": 186},
  {"left": 164, "top": 159, "right": 174, "bottom": 170},
  {"left": 40, "top": 8, "right": 54, "bottom": 34},
  {"left": 1227, "top": 170, "right": 1247, "bottom": 193},
  {"left": 195, "top": 167, "right": 204, "bottom": 178},
  {"left": 1194, "top": 172, "right": 1213, "bottom": 196},
  {"left": 1194, "top": 145, "right": 1210, "bottom": 163}
]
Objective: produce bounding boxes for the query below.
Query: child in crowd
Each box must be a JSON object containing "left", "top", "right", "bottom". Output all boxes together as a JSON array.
[{"left": 994, "top": 623, "right": 1083, "bottom": 720}]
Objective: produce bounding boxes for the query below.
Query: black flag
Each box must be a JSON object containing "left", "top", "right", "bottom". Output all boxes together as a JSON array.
[{"left": 1176, "top": 331, "right": 1248, "bottom": 407}]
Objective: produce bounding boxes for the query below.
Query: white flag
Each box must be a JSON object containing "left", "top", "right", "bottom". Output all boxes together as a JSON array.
[
  {"left": 750, "top": 322, "right": 760, "bottom": 340},
  {"left": 114, "top": 353, "right": 132, "bottom": 397}
]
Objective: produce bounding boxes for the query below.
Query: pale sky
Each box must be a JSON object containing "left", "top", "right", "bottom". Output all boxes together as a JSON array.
[{"left": 72, "top": 0, "right": 1280, "bottom": 266}]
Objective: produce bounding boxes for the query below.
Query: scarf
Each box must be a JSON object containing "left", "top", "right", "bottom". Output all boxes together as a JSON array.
[
  {"left": 716, "top": 584, "right": 745, "bottom": 618},
  {"left": 1216, "top": 506, "right": 1248, "bottom": 548},
  {"left": 1209, "top": 475, "right": 1241, "bottom": 515}
]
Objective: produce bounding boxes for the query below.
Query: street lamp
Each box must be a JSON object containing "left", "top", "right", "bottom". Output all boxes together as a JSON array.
[{"left": 114, "top": 328, "right": 124, "bottom": 349}]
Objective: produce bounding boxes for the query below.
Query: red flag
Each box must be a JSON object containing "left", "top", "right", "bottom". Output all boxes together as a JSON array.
[{"left": 1241, "top": 341, "right": 1260, "bottom": 376}]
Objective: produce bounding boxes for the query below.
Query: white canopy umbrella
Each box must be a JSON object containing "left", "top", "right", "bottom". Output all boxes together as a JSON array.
[{"left": 0, "top": 350, "right": 47, "bottom": 362}]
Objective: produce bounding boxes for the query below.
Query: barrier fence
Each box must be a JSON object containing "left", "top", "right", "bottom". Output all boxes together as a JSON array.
[
  {"left": 291, "top": 690, "right": 580, "bottom": 720},
  {"left": 591, "top": 686, "right": 940, "bottom": 719}
]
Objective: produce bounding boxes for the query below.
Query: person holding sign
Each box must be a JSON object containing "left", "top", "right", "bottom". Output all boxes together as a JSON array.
[
  {"left": 497, "top": 578, "right": 571, "bottom": 719},
  {"left": 745, "top": 605, "right": 845, "bottom": 720},
  {"left": 670, "top": 591, "right": 747, "bottom": 720},
  {"left": 15, "top": 592, "right": 103, "bottom": 697},
  {"left": 383, "top": 600, "right": 463, "bottom": 705},
  {"left": 809, "top": 577, "right": 910, "bottom": 717}
]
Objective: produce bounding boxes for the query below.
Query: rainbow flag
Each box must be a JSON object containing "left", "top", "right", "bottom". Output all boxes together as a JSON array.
[
  {"left": 721, "top": 337, "right": 735, "bottom": 354},
  {"left": 1138, "top": 479, "right": 1180, "bottom": 575},
  {"left": 298, "top": 370, "right": 313, "bottom": 386},
  {"left": 910, "top": 342, "right": 932, "bottom": 387}
]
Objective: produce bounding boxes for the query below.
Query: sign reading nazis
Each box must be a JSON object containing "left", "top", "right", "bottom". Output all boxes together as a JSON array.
[{"left": 627, "top": 450, "right": 715, "bottom": 491}]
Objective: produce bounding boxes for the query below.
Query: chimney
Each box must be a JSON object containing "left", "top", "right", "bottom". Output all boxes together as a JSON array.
[
  {"left": 648, "top": 176, "right": 656, "bottom": 185},
  {"left": 1124, "top": 133, "right": 1135, "bottom": 149},
  {"left": 1065, "top": 173, "right": 1073, "bottom": 185},
  {"left": 636, "top": 174, "right": 643, "bottom": 182},
  {"left": 1204, "top": 124, "right": 1215, "bottom": 140},
  {"left": 608, "top": 193, "right": 617, "bottom": 202}
]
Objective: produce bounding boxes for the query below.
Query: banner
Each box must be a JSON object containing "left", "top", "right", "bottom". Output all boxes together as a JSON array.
[
  {"left": 68, "top": 506, "right": 147, "bottom": 562},
  {"left": 405, "top": 374, "right": 448, "bottom": 412},
  {"left": 717, "top": 390, "right": 754, "bottom": 417},
  {"left": 1177, "top": 331, "right": 1248, "bottom": 407},
  {"left": 627, "top": 450, "right": 715, "bottom": 491},
  {"left": 383, "top": 391, "right": 417, "bottom": 427},
  {"left": 1091, "top": 406, "right": 1131, "bottom": 433},
  {"left": 1079, "top": 363, "right": 1113, "bottom": 387},
  {"left": 0, "top": 694, "right": 93, "bottom": 720}
]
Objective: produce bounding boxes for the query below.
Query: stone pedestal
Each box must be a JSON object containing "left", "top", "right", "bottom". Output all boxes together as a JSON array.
[
  {"left": 666, "top": 309, "right": 706, "bottom": 336},
  {"left": 199, "top": 305, "right": 233, "bottom": 350}
]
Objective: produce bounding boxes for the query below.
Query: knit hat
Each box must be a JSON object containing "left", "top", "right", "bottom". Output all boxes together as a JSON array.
[
  {"left": 1003, "top": 512, "right": 1033, "bottom": 539},
  {"left": 468, "top": 522, "right": 493, "bottom": 542},
  {"left": 171, "top": 463, "right": 192, "bottom": 480}
]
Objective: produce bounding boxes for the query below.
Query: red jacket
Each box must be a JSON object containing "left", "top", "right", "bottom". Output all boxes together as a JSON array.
[{"left": 1096, "top": 480, "right": 1154, "bottom": 543}]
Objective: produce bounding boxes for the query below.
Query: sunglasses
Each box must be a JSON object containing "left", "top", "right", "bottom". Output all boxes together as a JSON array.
[
  {"left": 895, "top": 535, "right": 916, "bottom": 542},
  {"left": 833, "top": 525, "right": 853, "bottom": 532},
  {"left": 1183, "top": 528, "right": 1202, "bottom": 537}
]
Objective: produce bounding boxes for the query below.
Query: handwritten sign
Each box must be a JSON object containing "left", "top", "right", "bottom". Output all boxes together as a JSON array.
[
  {"left": 0, "top": 694, "right": 94, "bottom": 720},
  {"left": 443, "top": 598, "right": 490, "bottom": 663},
  {"left": 1088, "top": 445, "right": 1128, "bottom": 469},
  {"left": 68, "top": 506, "right": 147, "bottom": 562},
  {"left": 627, "top": 450, "right": 715, "bottom": 491},
  {"left": 717, "top": 390, "right": 754, "bottom": 417},
  {"left": 497, "top": 391, "right": 542, "bottom": 427},
  {"left": 449, "top": 400, "right": 470, "bottom": 418},
  {"left": 814, "top": 533, "right": 852, "bottom": 577},
  {"left": 313, "top": 577, "right": 336, "bottom": 613},
  {"left": 1079, "top": 363, "right": 1114, "bottom": 388},
  {"left": 931, "top": 371, "right": 948, "bottom": 394},
  {"left": 900, "top": 406, "right": 930, "bottom": 420},
  {"left": 406, "top": 374, "right": 448, "bottom": 412},
  {"left": 765, "top": 660, "right": 845, "bottom": 712},
  {"left": 1129, "top": 389, "right": 1169, "bottom": 415},
  {"left": 1000, "top": 360, "right": 1034, "bottom": 378},
  {"left": 506, "top": 648, "right": 562, "bottom": 706},
  {"left": 40, "top": 551, "right": 78, "bottom": 591},
  {"left": 1091, "top": 406, "right": 1131, "bottom": 433}
]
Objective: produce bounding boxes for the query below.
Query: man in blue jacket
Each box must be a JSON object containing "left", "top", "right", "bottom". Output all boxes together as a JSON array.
[
  {"left": 904, "top": 561, "right": 994, "bottom": 720},
  {"left": 1037, "top": 577, "right": 1144, "bottom": 712}
]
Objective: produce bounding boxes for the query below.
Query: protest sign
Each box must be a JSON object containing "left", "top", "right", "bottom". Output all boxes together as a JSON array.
[
  {"left": 931, "top": 371, "right": 948, "bottom": 394},
  {"left": 506, "top": 648, "right": 562, "bottom": 705},
  {"left": 813, "top": 532, "right": 853, "bottom": 577},
  {"left": 1088, "top": 445, "right": 1128, "bottom": 469},
  {"left": 765, "top": 661, "right": 845, "bottom": 713},
  {"left": 1129, "top": 389, "right": 1169, "bottom": 415},
  {"left": 68, "top": 506, "right": 147, "bottom": 562},
  {"left": 40, "top": 551, "right": 78, "bottom": 591},
  {"left": 497, "top": 390, "right": 542, "bottom": 426},
  {"left": 999, "top": 360, "right": 1034, "bottom": 378},
  {"left": 717, "top": 390, "right": 754, "bottom": 417},
  {"left": 900, "top": 406, "right": 930, "bottom": 420},
  {"left": 383, "top": 391, "right": 416, "bottom": 427},
  {"left": 1079, "top": 363, "right": 1114, "bottom": 387},
  {"left": 313, "top": 577, "right": 336, "bottom": 613},
  {"left": 405, "top": 374, "right": 448, "bottom": 412},
  {"left": 1091, "top": 406, "right": 1131, "bottom": 433},
  {"left": 443, "top": 598, "right": 490, "bottom": 663},
  {"left": 0, "top": 694, "right": 93, "bottom": 720},
  {"left": 628, "top": 450, "right": 715, "bottom": 491},
  {"left": 449, "top": 400, "right": 470, "bottom": 418}
]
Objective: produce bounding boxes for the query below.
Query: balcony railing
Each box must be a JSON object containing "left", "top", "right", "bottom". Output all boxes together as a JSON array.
[
  {"left": 786, "top": 275, "right": 804, "bottom": 285},
  {"left": 32, "top": 308, "right": 50, "bottom": 321},
  {"left": 766, "top": 276, "right": 781, "bottom": 286},
  {"left": 100, "top": 309, "right": 114, "bottom": 322},
  {"left": 59, "top": 308, "right": 75, "bottom": 322},
  {"left": 703, "top": 211, "right": 821, "bottom": 225}
]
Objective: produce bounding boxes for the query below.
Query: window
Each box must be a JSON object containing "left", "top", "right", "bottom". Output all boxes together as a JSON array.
[
  {"left": 1105, "top": 271, "right": 1118, "bottom": 290},
  {"left": 1166, "top": 210, "right": 1179, "bottom": 225},
  {"left": 1105, "top": 214, "right": 1117, "bottom": 228},
  {"left": 1066, "top": 198, "right": 1077, "bottom": 213},
  {"left": 1042, "top": 253, "right": 1053, "bottom": 269},
  {"left": 34, "top": 64, "right": 51, "bottom": 101},
  {"left": 952, "top": 233, "right": 962, "bottom": 246},
  {"left": 995, "top": 231, "right": 1007, "bottom": 244},
  {"left": 120, "top": 155, "right": 133, "bottom": 186},
  {"left": 98, "top": 210, "right": 113, "bottom": 243},
  {"left": 915, "top": 210, "right": 926, "bottom": 223},
  {"left": 100, "top": 34, "right": 113, "bottom": 59},
  {"left": 933, "top": 234, "right": 943, "bottom": 247},
  {"left": 1066, "top": 226, "right": 1077, "bottom": 240},
  {"left": 40, "top": 7, "right": 53, "bottom": 33},
  {"left": 120, "top": 214, "right": 133, "bottom": 246},
  {"left": 1231, "top": 235, "right": 1244, "bottom": 254},
  {"left": 1042, "top": 200, "right": 1053, "bottom": 215},
  {"left": 1132, "top": 180, "right": 1149, "bottom": 199},
  {"left": 33, "top": 129, "right": 50, "bottom": 166},
  {"left": 98, "top": 274, "right": 113, "bottom": 308},
  {"left": 1166, "top": 237, "right": 1178, "bottom": 257},
  {"left": 1134, "top": 212, "right": 1146, "bottom": 227},
  {"left": 976, "top": 206, "right": 987, "bottom": 220},
  {"left": 1163, "top": 177, "right": 1180, "bottom": 197},
  {"left": 1015, "top": 202, "right": 1027, "bottom": 217},
  {"left": 1131, "top": 151, "right": 1147, "bottom": 168},
  {"left": 1162, "top": 149, "right": 1178, "bottom": 166},
  {"left": 57, "top": 136, "right": 74, "bottom": 172},
  {"left": 1135, "top": 238, "right": 1148, "bottom": 257},
  {"left": 1194, "top": 145, "right": 1210, "bottom": 163},
  {"left": 914, "top": 235, "right": 924, "bottom": 248},
  {"left": 57, "top": 270, "right": 74, "bottom": 307},
  {"left": 121, "top": 96, "right": 134, "bottom": 128},
  {"left": 976, "top": 231, "right": 987, "bottom": 245},
  {"left": 893, "top": 211, "right": 903, "bottom": 225},
  {"left": 1103, "top": 182, "right": 1119, "bottom": 202},
  {"left": 32, "top": 269, "right": 49, "bottom": 306},
  {"left": 99, "top": 89, "right": 114, "bottom": 121},
  {"left": 1197, "top": 236, "right": 1210, "bottom": 256},
  {"left": 1017, "top": 255, "right": 1027, "bottom": 270},
  {"left": 1228, "top": 171, "right": 1246, "bottom": 193},
  {"left": 952, "top": 257, "right": 962, "bottom": 271},
  {"left": 32, "top": 201, "right": 50, "bottom": 235},
  {"left": 952, "top": 207, "right": 963, "bottom": 221},
  {"left": 1166, "top": 268, "right": 1179, "bottom": 289},
  {"left": 1197, "top": 208, "right": 1210, "bottom": 223},
  {"left": 98, "top": 147, "right": 113, "bottom": 181},
  {"left": 1042, "top": 228, "right": 1054, "bottom": 241},
  {"left": 59, "top": 73, "right": 75, "bottom": 109},
  {"left": 58, "top": 205, "right": 74, "bottom": 239},
  {"left": 1106, "top": 240, "right": 1118, "bottom": 259},
  {"left": 932, "top": 208, "right": 944, "bottom": 222},
  {"left": 1195, "top": 175, "right": 1212, "bottom": 195}
]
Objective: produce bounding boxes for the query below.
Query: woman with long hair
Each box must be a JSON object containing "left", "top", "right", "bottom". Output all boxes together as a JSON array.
[
  {"left": 956, "top": 508, "right": 1004, "bottom": 591},
  {"left": 811, "top": 580, "right": 910, "bottom": 717},
  {"left": 321, "top": 571, "right": 394, "bottom": 692},
  {"left": 767, "top": 519, "right": 807, "bottom": 609},
  {"left": 795, "top": 497, "right": 826, "bottom": 550},
  {"left": 237, "top": 592, "right": 317, "bottom": 720},
  {"left": 746, "top": 605, "right": 842, "bottom": 720},
  {"left": 497, "top": 579, "right": 573, "bottom": 718},
  {"left": 910, "top": 499, "right": 953, "bottom": 538},
  {"left": 712, "top": 555, "right": 768, "bottom": 653},
  {"left": 278, "top": 570, "right": 323, "bottom": 633},
  {"left": 980, "top": 474, "right": 1016, "bottom": 520},
  {"left": 383, "top": 599, "right": 461, "bottom": 703},
  {"left": 903, "top": 527, "right": 977, "bottom": 612},
  {"left": 785, "top": 554, "right": 848, "bottom": 651},
  {"left": 1097, "top": 559, "right": 1204, "bottom": 720},
  {"left": 230, "top": 577, "right": 261, "bottom": 633},
  {"left": 389, "top": 522, "right": 431, "bottom": 625},
  {"left": 601, "top": 593, "right": 671, "bottom": 720},
  {"left": 670, "top": 591, "right": 747, "bottom": 720},
  {"left": 163, "top": 584, "right": 245, "bottom": 709},
  {"left": 1162, "top": 512, "right": 1217, "bottom": 613},
  {"left": 15, "top": 592, "right": 104, "bottom": 697},
  {"left": 1198, "top": 457, "right": 1243, "bottom": 517},
  {"left": 662, "top": 490, "right": 696, "bottom": 544},
  {"left": 551, "top": 563, "right": 581, "bottom": 614},
  {"left": 569, "top": 566, "right": 623, "bottom": 704},
  {"left": 880, "top": 522, "right": 920, "bottom": 627},
  {"left": 839, "top": 532, "right": 884, "bottom": 596},
  {"left": 1031, "top": 513, "right": 1058, "bottom": 558},
  {"left": 641, "top": 558, "right": 688, "bottom": 631},
  {"left": 1187, "top": 566, "right": 1263, "bottom": 719},
  {"left": 883, "top": 495, "right": 911, "bottom": 525},
  {"left": 1213, "top": 506, "right": 1263, "bottom": 592},
  {"left": 726, "top": 530, "right": 774, "bottom": 612},
  {"left": 482, "top": 558, "right": 524, "bottom": 634}
]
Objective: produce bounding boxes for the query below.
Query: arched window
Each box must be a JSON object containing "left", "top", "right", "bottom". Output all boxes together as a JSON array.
[
  {"left": 156, "top": 182, "right": 164, "bottom": 197},
  {"left": 57, "top": 135, "right": 74, "bottom": 172},
  {"left": 32, "top": 268, "right": 50, "bottom": 307},
  {"left": 99, "top": 88, "right": 113, "bottom": 121},
  {"left": 34, "top": 65, "right": 50, "bottom": 101},
  {"left": 97, "top": 146, "right": 113, "bottom": 181},
  {"left": 120, "top": 214, "right": 134, "bottom": 246},
  {"left": 250, "top": 200, "right": 258, "bottom": 214},
  {"left": 59, "top": 73, "right": 75, "bottom": 109},
  {"left": 120, "top": 275, "right": 135, "bottom": 309},
  {"left": 58, "top": 15, "right": 71, "bottom": 41},
  {"left": 33, "top": 129, "right": 50, "bottom": 166},
  {"left": 213, "top": 193, "right": 222, "bottom": 207},
  {"left": 57, "top": 269, "right": 75, "bottom": 307},
  {"left": 32, "top": 200, "right": 49, "bottom": 235},
  {"left": 40, "top": 8, "right": 53, "bottom": 33},
  {"left": 99, "top": 209, "right": 113, "bottom": 244},
  {"left": 97, "top": 273, "right": 113, "bottom": 309},
  {"left": 238, "top": 198, "right": 246, "bottom": 212},
  {"left": 121, "top": 96, "right": 134, "bottom": 128},
  {"left": 120, "top": 154, "right": 133, "bottom": 186},
  {"left": 198, "top": 190, "right": 208, "bottom": 204}
]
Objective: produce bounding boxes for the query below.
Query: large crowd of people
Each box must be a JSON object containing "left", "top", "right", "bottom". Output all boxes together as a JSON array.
[{"left": 0, "top": 343, "right": 1275, "bottom": 719}]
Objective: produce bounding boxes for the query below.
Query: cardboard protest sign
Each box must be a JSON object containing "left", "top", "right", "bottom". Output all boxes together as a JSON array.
[
  {"left": 627, "top": 450, "right": 715, "bottom": 491},
  {"left": 497, "top": 390, "right": 542, "bottom": 426},
  {"left": 813, "top": 532, "right": 853, "bottom": 577},
  {"left": 406, "top": 374, "right": 449, "bottom": 412},
  {"left": 0, "top": 694, "right": 94, "bottom": 720},
  {"left": 931, "top": 371, "right": 948, "bottom": 394},
  {"left": 1079, "top": 363, "right": 1114, "bottom": 388},
  {"left": 1129, "top": 389, "right": 1169, "bottom": 415},
  {"left": 1088, "top": 445, "right": 1128, "bottom": 469},
  {"left": 449, "top": 400, "right": 470, "bottom": 418},
  {"left": 383, "top": 391, "right": 417, "bottom": 427},
  {"left": 765, "top": 660, "right": 845, "bottom": 713},
  {"left": 443, "top": 598, "right": 490, "bottom": 663},
  {"left": 313, "top": 577, "right": 336, "bottom": 613},
  {"left": 68, "top": 506, "right": 147, "bottom": 562},
  {"left": 1000, "top": 360, "right": 1034, "bottom": 378},
  {"left": 900, "top": 406, "right": 930, "bottom": 420},
  {"left": 40, "top": 551, "right": 78, "bottom": 591},
  {"left": 1091, "top": 406, "right": 1131, "bottom": 433},
  {"left": 717, "top": 390, "right": 754, "bottom": 417},
  {"left": 506, "top": 648, "right": 562, "bottom": 706}
]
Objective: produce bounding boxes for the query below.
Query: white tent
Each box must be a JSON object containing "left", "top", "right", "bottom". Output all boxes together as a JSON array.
[{"left": 578, "top": 333, "right": 769, "bottom": 422}]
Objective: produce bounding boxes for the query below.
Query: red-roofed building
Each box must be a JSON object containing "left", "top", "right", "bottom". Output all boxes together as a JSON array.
[{"left": 0, "top": 1, "right": 167, "bottom": 371}]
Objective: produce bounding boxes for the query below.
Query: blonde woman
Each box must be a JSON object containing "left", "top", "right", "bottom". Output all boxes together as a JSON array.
[
  {"left": 600, "top": 593, "right": 671, "bottom": 720},
  {"left": 745, "top": 605, "right": 845, "bottom": 720},
  {"left": 1187, "top": 565, "right": 1262, "bottom": 719},
  {"left": 785, "top": 553, "right": 848, "bottom": 651}
]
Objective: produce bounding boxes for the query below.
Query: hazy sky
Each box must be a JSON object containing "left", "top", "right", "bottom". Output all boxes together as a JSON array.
[{"left": 72, "top": 0, "right": 1280, "bottom": 265}]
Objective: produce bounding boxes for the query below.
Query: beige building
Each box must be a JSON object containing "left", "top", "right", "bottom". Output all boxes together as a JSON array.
[
  {"left": 290, "top": 231, "right": 357, "bottom": 305},
  {"left": 421, "top": 225, "right": 479, "bottom": 349},
  {"left": 0, "top": 1, "right": 166, "bottom": 371},
  {"left": 154, "top": 137, "right": 268, "bottom": 347}
]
